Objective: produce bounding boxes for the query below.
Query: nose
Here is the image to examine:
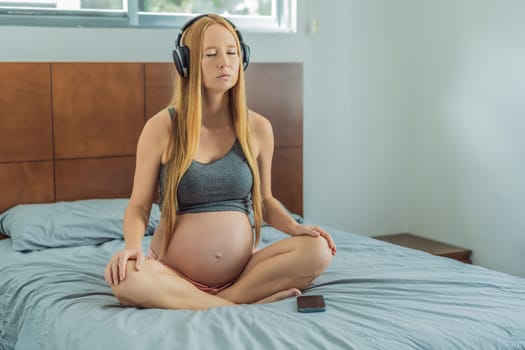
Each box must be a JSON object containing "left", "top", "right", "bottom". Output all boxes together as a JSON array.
[{"left": 217, "top": 51, "right": 231, "bottom": 68}]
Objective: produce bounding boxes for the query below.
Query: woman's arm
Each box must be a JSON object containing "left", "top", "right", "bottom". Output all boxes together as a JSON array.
[
  {"left": 252, "top": 111, "right": 337, "bottom": 255},
  {"left": 105, "top": 110, "right": 171, "bottom": 285},
  {"left": 123, "top": 113, "right": 168, "bottom": 248}
]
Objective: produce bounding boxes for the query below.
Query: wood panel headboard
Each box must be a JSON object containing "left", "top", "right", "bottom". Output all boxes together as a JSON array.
[{"left": 0, "top": 62, "right": 303, "bottom": 216}]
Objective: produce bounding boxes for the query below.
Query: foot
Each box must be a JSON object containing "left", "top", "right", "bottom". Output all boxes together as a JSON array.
[{"left": 254, "top": 288, "right": 301, "bottom": 304}]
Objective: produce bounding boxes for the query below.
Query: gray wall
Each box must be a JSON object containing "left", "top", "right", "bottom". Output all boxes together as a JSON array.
[
  {"left": 403, "top": 0, "right": 525, "bottom": 277},
  {"left": 1, "top": 0, "right": 524, "bottom": 278}
]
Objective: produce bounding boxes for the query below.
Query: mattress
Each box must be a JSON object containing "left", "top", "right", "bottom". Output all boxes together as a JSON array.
[{"left": 1, "top": 202, "right": 525, "bottom": 349}]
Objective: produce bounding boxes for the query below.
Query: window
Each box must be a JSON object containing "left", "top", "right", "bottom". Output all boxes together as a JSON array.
[{"left": 0, "top": 0, "right": 295, "bottom": 32}]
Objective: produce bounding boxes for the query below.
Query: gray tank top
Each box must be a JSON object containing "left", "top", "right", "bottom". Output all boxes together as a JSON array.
[{"left": 158, "top": 108, "right": 253, "bottom": 215}]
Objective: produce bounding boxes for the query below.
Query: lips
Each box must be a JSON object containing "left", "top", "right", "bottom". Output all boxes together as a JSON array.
[{"left": 217, "top": 73, "right": 231, "bottom": 79}]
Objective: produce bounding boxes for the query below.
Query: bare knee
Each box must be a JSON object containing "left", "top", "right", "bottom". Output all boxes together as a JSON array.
[
  {"left": 298, "top": 236, "right": 333, "bottom": 277},
  {"left": 111, "top": 261, "right": 149, "bottom": 307}
]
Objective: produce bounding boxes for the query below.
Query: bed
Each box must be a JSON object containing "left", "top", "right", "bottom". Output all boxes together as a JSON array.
[{"left": 1, "top": 62, "right": 525, "bottom": 350}]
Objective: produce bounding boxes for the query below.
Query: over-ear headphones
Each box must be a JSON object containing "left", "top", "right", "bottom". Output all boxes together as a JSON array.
[{"left": 172, "top": 14, "right": 251, "bottom": 78}]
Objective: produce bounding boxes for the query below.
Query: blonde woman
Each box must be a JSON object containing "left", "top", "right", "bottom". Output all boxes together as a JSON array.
[{"left": 104, "top": 14, "right": 336, "bottom": 310}]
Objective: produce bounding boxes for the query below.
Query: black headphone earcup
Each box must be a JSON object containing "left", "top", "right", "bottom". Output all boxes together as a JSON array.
[
  {"left": 240, "top": 43, "right": 250, "bottom": 71},
  {"left": 173, "top": 45, "right": 190, "bottom": 78}
]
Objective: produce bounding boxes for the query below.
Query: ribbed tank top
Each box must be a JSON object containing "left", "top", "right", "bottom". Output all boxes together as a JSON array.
[{"left": 158, "top": 108, "right": 253, "bottom": 215}]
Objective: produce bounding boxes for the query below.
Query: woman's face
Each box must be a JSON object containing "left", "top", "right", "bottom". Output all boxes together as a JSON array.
[{"left": 200, "top": 24, "right": 240, "bottom": 93}]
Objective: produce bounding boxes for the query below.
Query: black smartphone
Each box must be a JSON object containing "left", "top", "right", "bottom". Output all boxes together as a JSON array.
[{"left": 297, "top": 295, "right": 326, "bottom": 313}]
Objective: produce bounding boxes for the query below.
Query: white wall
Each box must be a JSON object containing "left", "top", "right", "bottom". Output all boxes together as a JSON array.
[
  {"left": 0, "top": 20, "right": 306, "bottom": 63},
  {"left": 303, "top": 1, "right": 408, "bottom": 235},
  {"left": 403, "top": 0, "right": 525, "bottom": 277},
  {"left": 2, "top": 1, "right": 524, "bottom": 278}
]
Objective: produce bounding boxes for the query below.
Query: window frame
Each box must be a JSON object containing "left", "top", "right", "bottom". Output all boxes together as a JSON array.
[{"left": 0, "top": 0, "right": 296, "bottom": 32}]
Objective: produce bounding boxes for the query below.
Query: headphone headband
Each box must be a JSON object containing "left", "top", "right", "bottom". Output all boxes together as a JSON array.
[{"left": 172, "top": 14, "right": 250, "bottom": 78}]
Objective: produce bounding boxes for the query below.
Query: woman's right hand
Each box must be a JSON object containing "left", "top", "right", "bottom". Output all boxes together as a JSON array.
[{"left": 104, "top": 247, "right": 145, "bottom": 285}]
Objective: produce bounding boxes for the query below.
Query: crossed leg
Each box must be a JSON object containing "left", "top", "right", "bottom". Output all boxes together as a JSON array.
[
  {"left": 111, "top": 235, "right": 332, "bottom": 310},
  {"left": 216, "top": 235, "right": 332, "bottom": 304}
]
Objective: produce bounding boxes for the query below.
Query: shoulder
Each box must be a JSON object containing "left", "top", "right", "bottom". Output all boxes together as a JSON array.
[
  {"left": 137, "top": 108, "right": 172, "bottom": 157},
  {"left": 248, "top": 110, "right": 274, "bottom": 157},
  {"left": 143, "top": 108, "right": 172, "bottom": 136},
  {"left": 248, "top": 110, "right": 273, "bottom": 139}
]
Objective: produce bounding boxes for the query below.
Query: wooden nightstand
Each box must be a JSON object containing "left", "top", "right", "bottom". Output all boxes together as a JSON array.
[{"left": 374, "top": 233, "right": 472, "bottom": 264}]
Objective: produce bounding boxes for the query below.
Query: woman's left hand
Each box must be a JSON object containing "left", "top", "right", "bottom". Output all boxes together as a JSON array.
[{"left": 290, "top": 224, "right": 337, "bottom": 255}]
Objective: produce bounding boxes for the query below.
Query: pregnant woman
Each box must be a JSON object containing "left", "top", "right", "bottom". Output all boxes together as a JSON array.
[{"left": 104, "top": 14, "right": 336, "bottom": 310}]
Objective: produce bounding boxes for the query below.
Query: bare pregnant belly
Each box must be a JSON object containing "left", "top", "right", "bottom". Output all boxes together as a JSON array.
[{"left": 150, "top": 211, "right": 254, "bottom": 286}]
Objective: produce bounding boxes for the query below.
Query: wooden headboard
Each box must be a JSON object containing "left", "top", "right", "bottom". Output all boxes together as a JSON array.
[{"left": 0, "top": 62, "right": 303, "bottom": 217}]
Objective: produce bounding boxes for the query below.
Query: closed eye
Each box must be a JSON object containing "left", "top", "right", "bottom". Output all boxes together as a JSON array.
[{"left": 203, "top": 49, "right": 237, "bottom": 57}]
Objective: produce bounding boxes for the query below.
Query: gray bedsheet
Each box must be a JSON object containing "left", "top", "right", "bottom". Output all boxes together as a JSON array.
[{"left": 1, "top": 226, "right": 525, "bottom": 349}]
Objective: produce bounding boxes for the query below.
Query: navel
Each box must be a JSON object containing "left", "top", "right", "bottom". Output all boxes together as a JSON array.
[{"left": 214, "top": 251, "right": 223, "bottom": 259}]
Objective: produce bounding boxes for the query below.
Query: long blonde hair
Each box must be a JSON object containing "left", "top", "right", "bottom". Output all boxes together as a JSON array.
[{"left": 159, "top": 14, "right": 263, "bottom": 258}]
